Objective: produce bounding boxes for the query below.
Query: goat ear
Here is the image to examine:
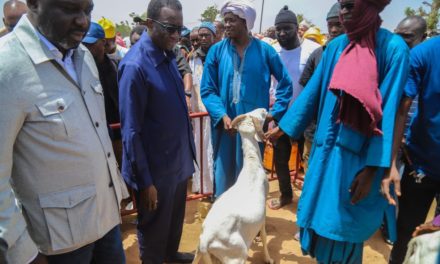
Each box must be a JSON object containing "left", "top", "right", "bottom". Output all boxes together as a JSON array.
[
  {"left": 231, "top": 114, "right": 247, "bottom": 129},
  {"left": 251, "top": 116, "right": 265, "bottom": 142}
]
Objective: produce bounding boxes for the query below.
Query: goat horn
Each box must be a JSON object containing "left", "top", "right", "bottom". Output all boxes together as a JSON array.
[{"left": 231, "top": 114, "right": 247, "bottom": 128}]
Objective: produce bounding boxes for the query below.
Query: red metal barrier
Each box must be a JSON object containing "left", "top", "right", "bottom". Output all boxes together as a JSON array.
[
  {"left": 186, "top": 112, "right": 213, "bottom": 201},
  {"left": 112, "top": 112, "right": 303, "bottom": 216}
]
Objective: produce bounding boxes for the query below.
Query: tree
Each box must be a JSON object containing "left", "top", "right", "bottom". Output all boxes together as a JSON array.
[
  {"left": 405, "top": 0, "right": 440, "bottom": 33},
  {"left": 115, "top": 21, "right": 132, "bottom": 37},
  {"left": 129, "top": 11, "right": 148, "bottom": 25},
  {"left": 297, "top": 14, "right": 304, "bottom": 24},
  {"left": 200, "top": 5, "right": 219, "bottom": 22}
]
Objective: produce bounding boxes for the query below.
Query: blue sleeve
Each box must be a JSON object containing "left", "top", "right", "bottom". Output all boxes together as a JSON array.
[
  {"left": 404, "top": 47, "right": 424, "bottom": 99},
  {"left": 279, "top": 54, "right": 323, "bottom": 139},
  {"left": 118, "top": 62, "right": 153, "bottom": 190},
  {"left": 201, "top": 46, "right": 227, "bottom": 127},
  {"left": 268, "top": 48, "right": 293, "bottom": 121},
  {"left": 366, "top": 44, "right": 409, "bottom": 168}
]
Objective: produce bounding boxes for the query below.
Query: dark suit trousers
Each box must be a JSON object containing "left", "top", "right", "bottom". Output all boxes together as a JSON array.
[
  {"left": 135, "top": 179, "right": 188, "bottom": 264},
  {"left": 274, "top": 134, "right": 293, "bottom": 199}
]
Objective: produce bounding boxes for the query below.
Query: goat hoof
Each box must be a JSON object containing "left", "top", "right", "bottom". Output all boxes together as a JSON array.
[{"left": 265, "top": 258, "right": 274, "bottom": 264}]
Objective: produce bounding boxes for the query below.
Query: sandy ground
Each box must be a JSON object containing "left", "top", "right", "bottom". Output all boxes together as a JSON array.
[{"left": 120, "top": 178, "right": 425, "bottom": 264}]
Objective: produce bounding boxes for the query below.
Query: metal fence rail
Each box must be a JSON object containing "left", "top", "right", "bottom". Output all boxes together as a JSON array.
[
  {"left": 111, "top": 112, "right": 212, "bottom": 216},
  {"left": 112, "top": 112, "right": 304, "bottom": 216}
]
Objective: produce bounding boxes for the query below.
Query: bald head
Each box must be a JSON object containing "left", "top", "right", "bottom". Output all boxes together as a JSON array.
[
  {"left": 3, "top": 0, "right": 28, "bottom": 32},
  {"left": 395, "top": 16, "right": 427, "bottom": 49}
]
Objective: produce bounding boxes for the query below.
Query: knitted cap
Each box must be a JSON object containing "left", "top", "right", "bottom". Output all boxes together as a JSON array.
[
  {"left": 327, "top": 3, "right": 341, "bottom": 20},
  {"left": 199, "top": 21, "right": 216, "bottom": 35},
  {"left": 275, "top": 5, "right": 298, "bottom": 26}
]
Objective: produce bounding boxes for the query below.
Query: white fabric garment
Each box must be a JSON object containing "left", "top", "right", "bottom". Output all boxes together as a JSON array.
[
  {"left": 403, "top": 231, "right": 440, "bottom": 264},
  {"left": 220, "top": 0, "right": 256, "bottom": 31},
  {"left": 271, "top": 38, "right": 320, "bottom": 105},
  {"left": 189, "top": 56, "right": 214, "bottom": 194}
]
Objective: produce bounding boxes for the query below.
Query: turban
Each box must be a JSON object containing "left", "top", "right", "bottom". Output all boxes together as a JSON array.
[
  {"left": 220, "top": 0, "right": 256, "bottom": 31},
  {"left": 365, "top": 0, "right": 391, "bottom": 12},
  {"left": 275, "top": 5, "right": 298, "bottom": 26},
  {"left": 299, "top": 20, "right": 311, "bottom": 29},
  {"left": 199, "top": 22, "right": 217, "bottom": 35},
  {"left": 328, "top": 0, "right": 391, "bottom": 136}
]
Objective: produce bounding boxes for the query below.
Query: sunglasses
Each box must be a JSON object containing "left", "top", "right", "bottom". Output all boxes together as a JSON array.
[{"left": 149, "top": 19, "right": 183, "bottom": 34}]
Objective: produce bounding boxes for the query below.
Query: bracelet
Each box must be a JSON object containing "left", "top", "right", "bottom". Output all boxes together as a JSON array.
[{"left": 184, "top": 91, "right": 192, "bottom": 97}]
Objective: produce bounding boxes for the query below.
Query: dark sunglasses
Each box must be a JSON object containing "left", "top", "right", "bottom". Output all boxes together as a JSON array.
[{"left": 149, "top": 19, "right": 183, "bottom": 34}]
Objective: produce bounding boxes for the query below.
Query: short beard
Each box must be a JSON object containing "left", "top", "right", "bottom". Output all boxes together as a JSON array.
[{"left": 37, "top": 20, "right": 78, "bottom": 52}]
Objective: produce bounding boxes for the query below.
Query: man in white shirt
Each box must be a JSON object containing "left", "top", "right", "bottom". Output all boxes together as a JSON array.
[
  {"left": 268, "top": 5, "right": 320, "bottom": 210},
  {"left": 188, "top": 22, "right": 217, "bottom": 194}
]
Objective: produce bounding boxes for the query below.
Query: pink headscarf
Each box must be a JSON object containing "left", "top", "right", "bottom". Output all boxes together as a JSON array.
[{"left": 328, "top": 0, "right": 391, "bottom": 136}]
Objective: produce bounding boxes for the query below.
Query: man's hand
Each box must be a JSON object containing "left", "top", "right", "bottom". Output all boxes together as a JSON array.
[
  {"left": 350, "top": 166, "right": 377, "bottom": 204},
  {"left": 264, "top": 113, "right": 274, "bottom": 127},
  {"left": 264, "top": 126, "right": 284, "bottom": 143},
  {"left": 30, "top": 253, "right": 48, "bottom": 264},
  {"left": 412, "top": 221, "right": 440, "bottom": 237},
  {"left": 381, "top": 164, "right": 401, "bottom": 206},
  {"left": 222, "top": 115, "right": 236, "bottom": 136},
  {"left": 139, "top": 185, "right": 158, "bottom": 212}
]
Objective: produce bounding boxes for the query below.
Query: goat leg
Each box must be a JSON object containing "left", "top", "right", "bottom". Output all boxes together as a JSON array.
[
  {"left": 192, "top": 247, "right": 202, "bottom": 264},
  {"left": 261, "top": 221, "right": 274, "bottom": 264}
]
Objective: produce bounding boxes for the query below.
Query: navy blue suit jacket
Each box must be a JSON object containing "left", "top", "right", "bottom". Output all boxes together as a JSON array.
[{"left": 118, "top": 33, "right": 196, "bottom": 190}]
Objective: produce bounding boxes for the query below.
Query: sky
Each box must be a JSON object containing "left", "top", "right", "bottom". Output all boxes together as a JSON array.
[{"left": 0, "top": 0, "right": 427, "bottom": 33}]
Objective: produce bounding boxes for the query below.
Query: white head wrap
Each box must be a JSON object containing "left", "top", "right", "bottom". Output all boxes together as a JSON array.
[
  {"left": 220, "top": 0, "right": 256, "bottom": 31},
  {"left": 299, "top": 20, "right": 311, "bottom": 29}
]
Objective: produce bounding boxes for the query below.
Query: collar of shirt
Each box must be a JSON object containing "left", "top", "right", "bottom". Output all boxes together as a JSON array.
[
  {"left": 36, "top": 31, "right": 79, "bottom": 84},
  {"left": 140, "top": 33, "right": 176, "bottom": 67}
]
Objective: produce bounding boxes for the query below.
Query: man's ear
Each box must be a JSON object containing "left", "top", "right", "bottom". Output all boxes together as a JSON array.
[
  {"left": 146, "top": 19, "right": 154, "bottom": 33},
  {"left": 422, "top": 33, "right": 428, "bottom": 42}
]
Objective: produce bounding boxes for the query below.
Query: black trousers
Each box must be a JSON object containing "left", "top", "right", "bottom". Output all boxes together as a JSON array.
[
  {"left": 135, "top": 179, "right": 188, "bottom": 264},
  {"left": 273, "top": 134, "right": 304, "bottom": 199},
  {"left": 389, "top": 167, "right": 440, "bottom": 264},
  {"left": 273, "top": 134, "right": 293, "bottom": 199}
]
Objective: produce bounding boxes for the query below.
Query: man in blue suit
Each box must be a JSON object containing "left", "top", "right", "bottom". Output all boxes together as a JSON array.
[{"left": 118, "top": 0, "right": 196, "bottom": 263}]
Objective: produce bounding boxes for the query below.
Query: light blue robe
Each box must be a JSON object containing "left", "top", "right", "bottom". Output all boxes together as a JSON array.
[
  {"left": 279, "top": 29, "right": 409, "bottom": 262},
  {"left": 201, "top": 38, "right": 292, "bottom": 197}
]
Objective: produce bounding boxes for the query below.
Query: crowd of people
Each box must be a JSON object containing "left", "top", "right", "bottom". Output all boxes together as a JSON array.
[{"left": 0, "top": 0, "right": 439, "bottom": 263}]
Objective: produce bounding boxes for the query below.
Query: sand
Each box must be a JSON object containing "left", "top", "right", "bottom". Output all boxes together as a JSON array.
[{"left": 121, "top": 179, "right": 404, "bottom": 264}]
